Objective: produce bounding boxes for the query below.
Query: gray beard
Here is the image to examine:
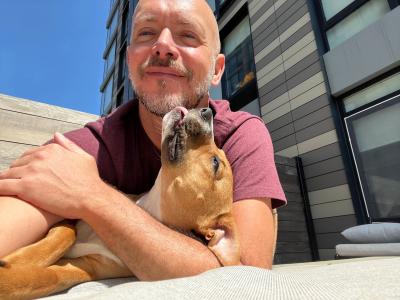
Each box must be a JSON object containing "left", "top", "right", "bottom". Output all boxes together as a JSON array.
[
  {"left": 136, "top": 91, "right": 203, "bottom": 117},
  {"left": 133, "top": 71, "right": 213, "bottom": 117},
  {"left": 132, "top": 56, "right": 216, "bottom": 117}
]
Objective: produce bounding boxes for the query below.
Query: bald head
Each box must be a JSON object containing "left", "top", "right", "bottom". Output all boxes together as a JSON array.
[{"left": 131, "top": 0, "right": 221, "bottom": 56}]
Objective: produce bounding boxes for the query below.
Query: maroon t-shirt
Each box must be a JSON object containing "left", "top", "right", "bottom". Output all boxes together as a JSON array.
[{"left": 64, "top": 99, "right": 286, "bottom": 209}]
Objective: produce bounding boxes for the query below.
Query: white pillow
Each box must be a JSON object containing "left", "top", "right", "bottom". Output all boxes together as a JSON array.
[{"left": 341, "top": 223, "right": 400, "bottom": 243}]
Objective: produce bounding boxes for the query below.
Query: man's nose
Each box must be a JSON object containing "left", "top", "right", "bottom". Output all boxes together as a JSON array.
[{"left": 151, "top": 28, "right": 179, "bottom": 60}]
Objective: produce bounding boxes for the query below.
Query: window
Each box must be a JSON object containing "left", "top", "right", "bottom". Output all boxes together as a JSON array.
[
  {"left": 326, "top": 0, "right": 389, "bottom": 49},
  {"left": 101, "top": 77, "right": 114, "bottom": 115},
  {"left": 104, "top": 41, "right": 116, "bottom": 78},
  {"left": 118, "top": 46, "right": 127, "bottom": 85},
  {"left": 321, "top": 0, "right": 355, "bottom": 20},
  {"left": 343, "top": 71, "right": 400, "bottom": 112},
  {"left": 107, "top": 11, "right": 119, "bottom": 44},
  {"left": 222, "top": 15, "right": 255, "bottom": 99},
  {"left": 345, "top": 95, "right": 400, "bottom": 220},
  {"left": 207, "top": 0, "right": 216, "bottom": 12},
  {"left": 316, "top": 0, "right": 396, "bottom": 50}
]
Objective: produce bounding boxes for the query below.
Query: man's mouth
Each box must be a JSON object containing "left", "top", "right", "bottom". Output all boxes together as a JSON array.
[{"left": 145, "top": 67, "right": 186, "bottom": 78}]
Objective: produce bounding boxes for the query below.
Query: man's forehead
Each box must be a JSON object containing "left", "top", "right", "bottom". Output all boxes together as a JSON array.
[
  {"left": 134, "top": 0, "right": 211, "bottom": 22},
  {"left": 133, "top": 2, "right": 207, "bottom": 31}
]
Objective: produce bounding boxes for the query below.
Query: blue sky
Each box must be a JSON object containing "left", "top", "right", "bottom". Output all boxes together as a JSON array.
[{"left": 0, "top": 1, "right": 110, "bottom": 115}]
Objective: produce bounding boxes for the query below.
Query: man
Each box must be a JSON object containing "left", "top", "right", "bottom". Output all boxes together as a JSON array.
[{"left": 0, "top": 0, "right": 285, "bottom": 280}]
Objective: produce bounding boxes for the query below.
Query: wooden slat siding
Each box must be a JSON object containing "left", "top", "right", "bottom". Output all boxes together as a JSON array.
[
  {"left": 0, "top": 94, "right": 98, "bottom": 171},
  {"left": 274, "top": 155, "right": 313, "bottom": 264},
  {"left": 0, "top": 109, "right": 87, "bottom": 146},
  {"left": 0, "top": 93, "right": 97, "bottom": 124},
  {"left": 245, "top": 0, "right": 355, "bottom": 261},
  {"left": 0, "top": 141, "right": 32, "bottom": 171}
]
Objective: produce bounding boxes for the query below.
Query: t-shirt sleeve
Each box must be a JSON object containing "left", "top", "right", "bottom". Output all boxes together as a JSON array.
[{"left": 223, "top": 117, "right": 286, "bottom": 209}]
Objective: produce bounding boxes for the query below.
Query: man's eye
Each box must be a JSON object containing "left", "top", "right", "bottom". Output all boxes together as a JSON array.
[
  {"left": 212, "top": 156, "right": 220, "bottom": 173},
  {"left": 139, "top": 31, "right": 154, "bottom": 36},
  {"left": 181, "top": 32, "right": 196, "bottom": 39}
]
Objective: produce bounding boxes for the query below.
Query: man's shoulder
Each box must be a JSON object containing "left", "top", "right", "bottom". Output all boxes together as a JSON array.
[
  {"left": 85, "top": 100, "right": 138, "bottom": 133},
  {"left": 210, "top": 99, "right": 265, "bottom": 146},
  {"left": 210, "top": 99, "right": 263, "bottom": 125}
]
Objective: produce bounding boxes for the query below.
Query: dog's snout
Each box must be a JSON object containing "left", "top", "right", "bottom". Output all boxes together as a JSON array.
[{"left": 200, "top": 108, "right": 212, "bottom": 121}]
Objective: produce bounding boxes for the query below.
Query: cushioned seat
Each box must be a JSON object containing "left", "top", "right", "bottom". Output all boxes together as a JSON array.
[
  {"left": 43, "top": 257, "right": 400, "bottom": 299},
  {"left": 336, "top": 243, "right": 400, "bottom": 257}
]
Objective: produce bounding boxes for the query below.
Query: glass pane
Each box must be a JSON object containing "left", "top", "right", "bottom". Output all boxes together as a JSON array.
[
  {"left": 327, "top": 0, "right": 390, "bottom": 49},
  {"left": 107, "top": 12, "right": 119, "bottom": 43},
  {"left": 344, "top": 72, "right": 400, "bottom": 112},
  {"left": 207, "top": 0, "right": 216, "bottom": 12},
  {"left": 346, "top": 96, "right": 400, "bottom": 219},
  {"left": 321, "top": 0, "right": 355, "bottom": 20},
  {"left": 102, "top": 77, "right": 114, "bottom": 115},
  {"left": 222, "top": 16, "right": 255, "bottom": 98},
  {"left": 223, "top": 16, "right": 251, "bottom": 55},
  {"left": 104, "top": 42, "right": 116, "bottom": 77}
]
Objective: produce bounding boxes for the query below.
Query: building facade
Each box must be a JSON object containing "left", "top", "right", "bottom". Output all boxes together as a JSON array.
[{"left": 100, "top": 0, "right": 400, "bottom": 261}]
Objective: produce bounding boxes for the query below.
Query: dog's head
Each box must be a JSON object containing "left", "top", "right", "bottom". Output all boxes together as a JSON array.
[{"left": 160, "top": 107, "right": 233, "bottom": 228}]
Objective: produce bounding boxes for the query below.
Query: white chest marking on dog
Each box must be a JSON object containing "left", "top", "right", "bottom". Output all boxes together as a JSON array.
[
  {"left": 136, "top": 170, "right": 162, "bottom": 220},
  {"left": 64, "top": 171, "right": 163, "bottom": 266}
]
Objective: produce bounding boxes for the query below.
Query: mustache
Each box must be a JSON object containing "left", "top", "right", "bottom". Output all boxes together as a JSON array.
[{"left": 140, "top": 56, "right": 193, "bottom": 80}]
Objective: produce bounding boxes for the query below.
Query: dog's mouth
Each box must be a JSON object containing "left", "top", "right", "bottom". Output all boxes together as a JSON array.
[{"left": 162, "top": 106, "right": 214, "bottom": 163}]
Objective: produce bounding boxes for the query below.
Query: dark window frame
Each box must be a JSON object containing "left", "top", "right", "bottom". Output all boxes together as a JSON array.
[
  {"left": 313, "top": 0, "right": 400, "bottom": 51},
  {"left": 219, "top": 4, "right": 258, "bottom": 111},
  {"left": 215, "top": 0, "right": 234, "bottom": 19},
  {"left": 335, "top": 68, "right": 400, "bottom": 223},
  {"left": 344, "top": 93, "right": 400, "bottom": 222},
  {"left": 101, "top": 75, "right": 114, "bottom": 116}
]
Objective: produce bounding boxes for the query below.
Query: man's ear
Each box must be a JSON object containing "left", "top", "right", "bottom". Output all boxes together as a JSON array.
[{"left": 211, "top": 54, "right": 225, "bottom": 86}]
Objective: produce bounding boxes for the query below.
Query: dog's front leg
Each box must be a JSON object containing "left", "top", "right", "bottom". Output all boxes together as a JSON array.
[
  {"left": 0, "top": 254, "right": 132, "bottom": 300},
  {"left": 1, "top": 220, "right": 76, "bottom": 268}
]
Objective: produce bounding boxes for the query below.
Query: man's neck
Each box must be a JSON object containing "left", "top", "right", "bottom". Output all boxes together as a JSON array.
[
  {"left": 138, "top": 102, "right": 163, "bottom": 151},
  {"left": 138, "top": 96, "right": 210, "bottom": 150}
]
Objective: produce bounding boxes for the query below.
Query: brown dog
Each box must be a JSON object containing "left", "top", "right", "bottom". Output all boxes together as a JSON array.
[{"left": 0, "top": 107, "right": 240, "bottom": 299}]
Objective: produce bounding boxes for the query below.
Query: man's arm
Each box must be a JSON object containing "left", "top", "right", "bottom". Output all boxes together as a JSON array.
[
  {"left": 79, "top": 185, "right": 222, "bottom": 280},
  {"left": 0, "top": 133, "right": 276, "bottom": 278},
  {"left": 233, "top": 198, "right": 275, "bottom": 268},
  {"left": 76, "top": 190, "right": 275, "bottom": 280}
]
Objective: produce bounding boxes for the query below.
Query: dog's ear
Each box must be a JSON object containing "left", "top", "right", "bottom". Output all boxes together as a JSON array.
[{"left": 205, "top": 214, "right": 241, "bottom": 266}]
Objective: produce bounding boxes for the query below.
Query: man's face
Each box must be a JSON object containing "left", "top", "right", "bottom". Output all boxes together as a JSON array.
[{"left": 127, "top": 0, "right": 224, "bottom": 117}]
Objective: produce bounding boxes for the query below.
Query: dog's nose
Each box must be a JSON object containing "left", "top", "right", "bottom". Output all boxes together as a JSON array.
[{"left": 200, "top": 108, "right": 212, "bottom": 121}]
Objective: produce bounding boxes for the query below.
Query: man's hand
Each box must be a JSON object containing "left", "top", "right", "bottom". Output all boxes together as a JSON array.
[{"left": 0, "top": 133, "right": 107, "bottom": 219}]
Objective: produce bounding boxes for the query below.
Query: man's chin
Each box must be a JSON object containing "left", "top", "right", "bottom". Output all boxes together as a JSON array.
[
  {"left": 137, "top": 94, "right": 185, "bottom": 117},
  {"left": 137, "top": 92, "right": 204, "bottom": 117}
]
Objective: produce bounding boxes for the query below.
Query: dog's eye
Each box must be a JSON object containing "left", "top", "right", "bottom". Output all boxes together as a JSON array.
[{"left": 212, "top": 156, "right": 220, "bottom": 173}]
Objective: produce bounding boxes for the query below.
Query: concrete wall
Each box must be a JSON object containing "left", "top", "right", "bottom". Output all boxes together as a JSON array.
[{"left": 0, "top": 93, "right": 98, "bottom": 171}]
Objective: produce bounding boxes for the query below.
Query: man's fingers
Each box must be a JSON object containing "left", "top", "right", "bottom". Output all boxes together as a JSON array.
[
  {"left": 0, "top": 179, "right": 22, "bottom": 197},
  {"left": 54, "top": 132, "right": 87, "bottom": 155},
  {"left": 9, "top": 153, "right": 36, "bottom": 168},
  {"left": 20, "top": 145, "right": 46, "bottom": 158},
  {"left": 0, "top": 166, "right": 27, "bottom": 180}
]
